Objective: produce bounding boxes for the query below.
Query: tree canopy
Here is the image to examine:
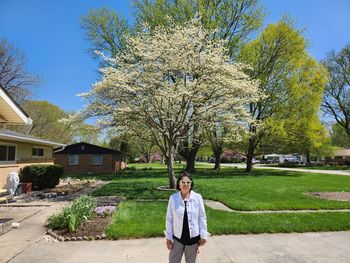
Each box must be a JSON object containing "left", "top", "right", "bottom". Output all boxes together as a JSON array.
[
  {"left": 0, "top": 39, "right": 39, "bottom": 103},
  {"left": 322, "top": 44, "right": 350, "bottom": 139},
  {"left": 80, "top": 18, "right": 260, "bottom": 187},
  {"left": 239, "top": 19, "right": 328, "bottom": 171}
]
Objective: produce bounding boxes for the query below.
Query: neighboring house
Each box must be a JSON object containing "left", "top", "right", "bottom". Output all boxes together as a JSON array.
[
  {"left": 53, "top": 142, "right": 126, "bottom": 174},
  {"left": 0, "top": 87, "right": 65, "bottom": 188},
  {"left": 325, "top": 148, "right": 350, "bottom": 165}
]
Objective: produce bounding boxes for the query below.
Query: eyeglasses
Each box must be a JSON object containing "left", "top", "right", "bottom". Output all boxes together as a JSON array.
[{"left": 180, "top": 180, "right": 192, "bottom": 185}]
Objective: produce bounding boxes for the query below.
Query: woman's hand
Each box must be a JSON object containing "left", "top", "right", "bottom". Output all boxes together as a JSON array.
[
  {"left": 166, "top": 239, "right": 173, "bottom": 250},
  {"left": 198, "top": 238, "right": 207, "bottom": 246}
]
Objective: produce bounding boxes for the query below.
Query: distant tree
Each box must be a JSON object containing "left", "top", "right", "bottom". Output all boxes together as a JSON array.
[
  {"left": 109, "top": 130, "right": 158, "bottom": 162},
  {"left": 81, "top": 7, "right": 131, "bottom": 67},
  {"left": 79, "top": 18, "right": 260, "bottom": 188},
  {"left": 196, "top": 144, "right": 213, "bottom": 161},
  {"left": 133, "top": 0, "right": 264, "bottom": 58},
  {"left": 239, "top": 19, "right": 328, "bottom": 171},
  {"left": 322, "top": 44, "right": 350, "bottom": 139},
  {"left": 0, "top": 39, "right": 39, "bottom": 103},
  {"left": 330, "top": 123, "right": 350, "bottom": 148},
  {"left": 71, "top": 123, "right": 100, "bottom": 145},
  {"left": 7, "top": 100, "right": 74, "bottom": 143}
]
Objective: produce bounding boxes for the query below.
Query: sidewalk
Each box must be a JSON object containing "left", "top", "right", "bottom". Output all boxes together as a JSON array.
[
  {"left": 7, "top": 231, "right": 350, "bottom": 263},
  {"left": 0, "top": 202, "right": 65, "bottom": 263},
  {"left": 1, "top": 195, "right": 350, "bottom": 263},
  {"left": 1, "top": 202, "right": 350, "bottom": 263}
]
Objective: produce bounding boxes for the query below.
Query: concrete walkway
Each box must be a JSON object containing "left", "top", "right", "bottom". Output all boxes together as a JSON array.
[
  {"left": 7, "top": 232, "right": 350, "bottom": 263},
  {"left": 0, "top": 203, "right": 349, "bottom": 263},
  {"left": 0, "top": 203, "right": 65, "bottom": 263},
  {"left": 204, "top": 200, "right": 350, "bottom": 213}
]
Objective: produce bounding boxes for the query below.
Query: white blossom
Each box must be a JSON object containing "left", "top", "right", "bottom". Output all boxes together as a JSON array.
[{"left": 80, "top": 17, "right": 261, "bottom": 185}]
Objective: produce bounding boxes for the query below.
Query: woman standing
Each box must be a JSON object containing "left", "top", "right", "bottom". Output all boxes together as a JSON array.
[{"left": 165, "top": 172, "right": 208, "bottom": 263}]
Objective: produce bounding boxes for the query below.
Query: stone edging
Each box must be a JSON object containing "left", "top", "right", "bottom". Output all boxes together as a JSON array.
[{"left": 46, "top": 229, "right": 107, "bottom": 242}]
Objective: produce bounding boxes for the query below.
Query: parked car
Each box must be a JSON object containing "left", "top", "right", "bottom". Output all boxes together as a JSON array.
[
  {"left": 252, "top": 158, "right": 261, "bottom": 164},
  {"left": 209, "top": 157, "right": 216, "bottom": 163},
  {"left": 245, "top": 158, "right": 260, "bottom": 164},
  {"left": 283, "top": 157, "right": 300, "bottom": 164}
]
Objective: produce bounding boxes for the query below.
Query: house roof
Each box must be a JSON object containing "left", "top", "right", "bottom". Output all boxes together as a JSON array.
[
  {"left": 0, "top": 87, "right": 32, "bottom": 125},
  {"left": 334, "top": 148, "right": 350, "bottom": 157},
  {"left": 0, "top": 129, "right": 65, "bottom": 147},
  {"left": 53, "top": 142, "right": 120, "bottom": 155}
]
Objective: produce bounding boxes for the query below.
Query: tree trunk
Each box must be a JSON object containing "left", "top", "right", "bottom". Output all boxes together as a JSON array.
[
  {"left": 245, "top": 138, "right": 255, "bottom": 173},
  {"left": 213, "top": 150, "right": 222, "bottom": 170},
  {"left": 179, "top": 141, "right": 201, "bottom": 173},
  {"left": 166, "top": 154, "right": 176, "bottom": 189},
  {"left": 145, "top": 153, "right": 150, "bottom": 163},
  {"left": 185, "top": 150, "right": 197, "bottom": 173},
  {"left": 306, "top": 151, "right": 311, "bottom": 164}
]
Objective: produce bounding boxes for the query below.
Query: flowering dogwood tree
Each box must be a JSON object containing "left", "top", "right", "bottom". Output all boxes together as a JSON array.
[{"left": 80, "top": 18, "right": 260, "bottom": 188}]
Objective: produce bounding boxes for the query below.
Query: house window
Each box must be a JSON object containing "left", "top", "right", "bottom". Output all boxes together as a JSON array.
[
  {"left": 69, "top": 155, "right": 79, "bottom": 165},
  {"left": 93, "top": 155, "right": 103, "bottom": 165},
  {"left": 0, "top": 145, "right": 16, "bottom": 161},
  {"left": 32, "top": 147, "right": 44, "bottom": 157}
]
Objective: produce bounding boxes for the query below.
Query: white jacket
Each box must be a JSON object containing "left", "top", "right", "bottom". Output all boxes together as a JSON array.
[{"left": 165, "top": 190, "right": 208, "bottom": 242}]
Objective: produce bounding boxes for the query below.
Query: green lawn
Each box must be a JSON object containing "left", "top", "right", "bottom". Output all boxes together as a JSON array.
[
  {"left": 64, "top": 164, "right": 350, "bottom": 238},
  {"left": 105, "top": 201, "right": 350, "bottom": 239},
  {"left": 87, "top": 167, "right": 350, "bottom": 210}
]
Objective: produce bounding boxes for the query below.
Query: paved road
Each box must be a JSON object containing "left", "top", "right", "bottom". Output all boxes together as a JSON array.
[{"left": 222, "top": 163, "right": 350, "bottom": 176}]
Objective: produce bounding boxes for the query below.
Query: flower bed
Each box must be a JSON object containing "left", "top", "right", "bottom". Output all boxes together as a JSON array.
[{"left": 47, "top": 196, "right": 123, "bottom": 241}]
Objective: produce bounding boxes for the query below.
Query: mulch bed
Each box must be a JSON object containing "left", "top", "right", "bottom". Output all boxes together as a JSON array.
[
  {"left": 52, "top": 214, "right": 113, "bottom": 240},
  {"left": 48, "top": 196, "right": 124, "bottom": 241},
  {"left": 308, "top": 192, "right": 350, "bottom": 201}
]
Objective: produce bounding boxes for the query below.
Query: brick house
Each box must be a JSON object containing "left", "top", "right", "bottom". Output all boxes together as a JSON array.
[
  {"left": 53, "top": 142, "right": 126, "bottom": 174},
  {"left": 325, "top": 148, "right": 350, "bottom": 165}
]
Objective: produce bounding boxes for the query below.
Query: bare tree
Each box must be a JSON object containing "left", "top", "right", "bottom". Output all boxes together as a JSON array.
[
  {"left": 0, "top": 39, "right": 39, "bottom": 103},
  {"left": 322, "top": 44, "right": 350, "bottom": 138}
]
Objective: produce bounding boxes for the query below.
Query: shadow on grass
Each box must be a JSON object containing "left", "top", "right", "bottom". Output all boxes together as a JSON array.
[
  {"left": 91, "top": 180, "right": 174, "bottom": 199},
  {"left": 63, "top": 167, "right": 303, "bottom": 183}
]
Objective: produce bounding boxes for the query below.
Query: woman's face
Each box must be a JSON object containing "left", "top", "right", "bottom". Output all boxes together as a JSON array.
[{"left": 179, "top": 176, "right": 192, "bottom": 193}]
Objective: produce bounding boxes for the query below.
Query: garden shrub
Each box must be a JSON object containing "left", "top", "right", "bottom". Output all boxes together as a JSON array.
[
  {"left": 20, "top": 164, "right": 64, "bottom": 190},
  {"left": 47, "top": 195, "right": 97, "bottom": 232}
]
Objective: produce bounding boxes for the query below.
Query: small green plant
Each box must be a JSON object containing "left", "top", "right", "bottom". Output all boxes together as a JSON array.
[{"left": 47, "top": 195, "right": 97, "bottom": 232}]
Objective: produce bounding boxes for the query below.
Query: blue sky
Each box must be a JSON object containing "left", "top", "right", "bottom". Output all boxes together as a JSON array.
[{"left": 1, "top": 0, "right": 349, "bottom": 112}]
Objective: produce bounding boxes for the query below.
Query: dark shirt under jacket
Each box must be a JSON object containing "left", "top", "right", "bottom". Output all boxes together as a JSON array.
[{"left": 174, "top": 200, "right": 200, "bottom": 245}]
